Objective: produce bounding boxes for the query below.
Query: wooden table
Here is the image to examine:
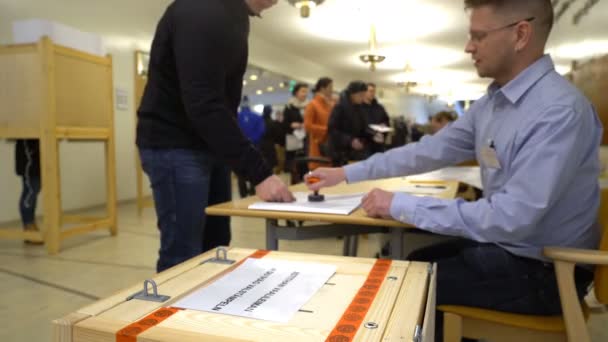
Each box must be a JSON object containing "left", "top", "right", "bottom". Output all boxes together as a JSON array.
[
  {"left": 54, "top": 247, "right": 437, "bottom": 342},
  {"left": 207, "top": 178, "right": 458, "bottom": 259}
]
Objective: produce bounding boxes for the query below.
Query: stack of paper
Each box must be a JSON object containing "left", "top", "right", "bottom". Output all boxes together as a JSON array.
[{"left": 249, "top": 192, "right": 364, "bottom": 215}]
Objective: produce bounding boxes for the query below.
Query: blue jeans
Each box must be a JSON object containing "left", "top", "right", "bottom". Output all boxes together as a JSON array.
[
  {"left": 407, "top": 239, "right": 594, "bottom": 342},
  {"left": 19, "top": 176, "right": 41, "bottom": 226},
  {"left": 139, "top": 149, "right": 232, "bottom": 272}
]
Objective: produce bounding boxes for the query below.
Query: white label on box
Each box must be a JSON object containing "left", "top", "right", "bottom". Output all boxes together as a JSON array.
[{"left": 173, "top": 258, "right": 336, "bottom": 323}]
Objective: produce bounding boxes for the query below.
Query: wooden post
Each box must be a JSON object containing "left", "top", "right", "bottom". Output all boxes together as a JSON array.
[
  {"left": 39, "top": 36, "right": 62, "bottom": 254},
  {"left": 106, "top": 55, "right": 118, "bottom": 236},
  {"left": 133, "top": 51, "right": 148, "bottom": 217}
]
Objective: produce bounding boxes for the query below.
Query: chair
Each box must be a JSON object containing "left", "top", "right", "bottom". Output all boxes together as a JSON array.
[{"left": 439, "top": 188, "right": 608, "bottom": 342}]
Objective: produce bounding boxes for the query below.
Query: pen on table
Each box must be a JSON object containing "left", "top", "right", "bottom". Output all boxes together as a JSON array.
[{"left": 414, "top": 184, "right": 447, "bottom": 190}]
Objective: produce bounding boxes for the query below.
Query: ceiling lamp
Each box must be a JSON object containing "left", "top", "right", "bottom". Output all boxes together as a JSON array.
[
  {"left": 287, "top": 0, "right": 324, "bottom": 18},
  {"left": 359, "top": 24, "right": 386, "bottom": 72}
]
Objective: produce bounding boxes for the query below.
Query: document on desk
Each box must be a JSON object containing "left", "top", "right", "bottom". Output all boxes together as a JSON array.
[
  {"left": 173, "top": 258, "right": 336, "bottom": 323},
  {"left": 249, "top": 192, "right": 364, "bottom": 215},
  {"left": 406, "top": 166, "right": 483, "bottom": 189},
  {"left": 369, "top": 124, "right": 394, "bottom": 133}
]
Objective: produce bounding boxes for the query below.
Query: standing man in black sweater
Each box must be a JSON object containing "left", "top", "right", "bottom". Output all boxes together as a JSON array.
[{"left": 137, "top": 0, "right": 292, "bottom": 272}]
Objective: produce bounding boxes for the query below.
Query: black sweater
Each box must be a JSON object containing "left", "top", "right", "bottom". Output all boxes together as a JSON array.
[
  {"left": 328, "top": 94, "right": 370, "bottom": 164},
  {"left": 136, "top": 0, "right": 272, "bottom": 186}
]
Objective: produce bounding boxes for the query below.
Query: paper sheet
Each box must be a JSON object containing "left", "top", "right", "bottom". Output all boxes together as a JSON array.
[
  {"left": 249, "top": 192, "right": 364, "bottom": 215},
  {"left": 173, "top": 258, "right": 336, "bottom": 323},
  {"left": 369, "top": 124, "right": 394, "bottom": 133},
  {"left": 406, "top": 167, "right": 483, "bottom": 189}
]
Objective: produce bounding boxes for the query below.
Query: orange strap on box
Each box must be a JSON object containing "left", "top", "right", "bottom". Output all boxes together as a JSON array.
[
  {"left": 325, "top": 259, "right": 393, "bottom": 342},
  {"left": 116, "top": 307, "right": 182, "bottom": 342},
  {"left": 115, "top": 249, "right": 270, "bottom": 342}
]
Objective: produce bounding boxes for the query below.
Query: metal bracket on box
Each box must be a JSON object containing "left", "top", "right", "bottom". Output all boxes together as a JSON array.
[
  {"left": 127, "top": 279, "right": 170, "bottom": 303},
  {"left": 200, "top": 247, "right": 235, "bottom": 265}
]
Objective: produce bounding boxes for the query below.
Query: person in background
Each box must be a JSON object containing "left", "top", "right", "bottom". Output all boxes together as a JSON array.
[
  {"left": 283, "top": 82, "right": 309, "bottom": 182},
  {"left": 306, "top": 0, "right": 600, "bottom": 340},
  {"left": 237, "top": 96, "right": 266, "bottom": 197},
  {"left": 409, "top": 123, "right": 426, "bottom": 142},
  {"left": 327, "top": 81, "right": 370, "bottom": 166},
  {"left": 363, "top": 82, "right": 391, "bottom": 154},
  {"left": 330, "top": 93, "right": 340, "bottom": 107},
  {"left": 15, "top": 139, "right": 43, "bottom": 245},
  {"left": 136, "top": 0, "right": 292, "bottom": 273},
  {"left": 304, "top": 77, "right": 334, "bottom": 170},
  {"left": 430, "top": 110, "right": 457, "bottom": 134},
  {"left": 259, "top": 105, "right": 284, "bottom": 174}
]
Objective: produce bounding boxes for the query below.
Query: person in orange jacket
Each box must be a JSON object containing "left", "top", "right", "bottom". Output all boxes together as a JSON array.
[{"left": 304, "top": 77, "right": 334, "bottom": 170}]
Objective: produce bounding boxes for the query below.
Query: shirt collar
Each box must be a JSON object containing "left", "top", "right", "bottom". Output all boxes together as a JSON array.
[{"left": 487, "top": 54, "right": 555, "bottom": 104}]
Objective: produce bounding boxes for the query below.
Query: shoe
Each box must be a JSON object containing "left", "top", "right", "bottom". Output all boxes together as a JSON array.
[{"left": 24, "top": 224, "right": 44, "bottom": 245}]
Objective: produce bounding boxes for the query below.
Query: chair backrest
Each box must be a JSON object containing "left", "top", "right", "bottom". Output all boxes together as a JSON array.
[{"left": 594, "top": 187, "right": 608, "bottom": 303}]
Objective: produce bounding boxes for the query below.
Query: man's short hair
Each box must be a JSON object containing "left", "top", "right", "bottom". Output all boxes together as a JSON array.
[
  {"left": 367, "top": 82, "right": 377, "bottom": 89},
  {"left": 464, "top": 0, "right": 554, "bottom": 43}
]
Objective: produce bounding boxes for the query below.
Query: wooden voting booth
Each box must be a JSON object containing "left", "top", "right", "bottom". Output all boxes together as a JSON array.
[
  {"left": 54, "top": 247, "right": 437, "bottom": 342},
  {"left": 133, "top": 51, "right": 153, "bottom": 216},
  {"left": 0, "top": 37, "right": 117, "bottom": 254},
  {"left": 568, "top": 55, "right": 608, "bottom": 144}
]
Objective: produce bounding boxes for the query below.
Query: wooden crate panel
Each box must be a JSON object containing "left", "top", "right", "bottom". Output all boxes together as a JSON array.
[
  {"left": 55, "top": 248, "right": 433, "bottom": 342},
  {"left": 0, "top": 46, "right": 44, "bottom": 132},
  {"left": 54, "top": 49, "right": 112, "bottom": 128}
]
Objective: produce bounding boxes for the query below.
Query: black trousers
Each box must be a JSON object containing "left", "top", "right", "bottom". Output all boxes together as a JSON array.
[{"left": 407, "top": 239, "right": 594, "bottom": 342}]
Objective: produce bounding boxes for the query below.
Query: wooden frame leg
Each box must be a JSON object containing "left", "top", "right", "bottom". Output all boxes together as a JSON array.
[
  {"left": 136, "top": 152, "right": 145, "bottom": 217},
  {"left": 41, "top": 139, "right": 61, "bottom": 254},
  {"left": 106, "top": 135, "right": 117, "bottom": 236}
]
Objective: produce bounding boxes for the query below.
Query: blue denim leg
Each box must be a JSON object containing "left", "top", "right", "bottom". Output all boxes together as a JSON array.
[
  {"left": 19, "top": 176, "right": 41, "bottom": 226},
  {"left": 139, "top": 149, "right": 231, "bottom": 272},
  {"left": 408, "top": 239, "right": 593, "bottom": 342}
]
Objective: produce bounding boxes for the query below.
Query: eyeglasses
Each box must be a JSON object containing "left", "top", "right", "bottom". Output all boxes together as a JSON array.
[{"left": 468, "top": 17, "right": 535, "bottom": 44}]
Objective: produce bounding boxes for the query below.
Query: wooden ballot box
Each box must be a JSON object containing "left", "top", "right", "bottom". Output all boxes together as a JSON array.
[{"left": 54, "top": 248, "right": 436, "bottom": 342}]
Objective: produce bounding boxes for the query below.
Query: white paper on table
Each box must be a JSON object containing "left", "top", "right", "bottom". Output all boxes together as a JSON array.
[
  {"left": 369, "top": 124, "right": 394, "bottom": 133},
  {"left": 249, "top": 192, "right": 364, "bottom": 215},
  {"left": 406, "top": 167, "right": 483, "bottom": 189},
  {"left": 173, "top": 258, "right": 336, "bottom": 323}
]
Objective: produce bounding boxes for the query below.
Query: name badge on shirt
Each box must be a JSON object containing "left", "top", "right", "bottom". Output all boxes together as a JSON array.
[{"left": 481, "top": 140, "right": 501, "bottom": 169}]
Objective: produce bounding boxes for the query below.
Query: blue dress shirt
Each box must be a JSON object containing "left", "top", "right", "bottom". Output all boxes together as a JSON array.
[{"left": 345, "top": 55, "right": 603, "bottom": 261}]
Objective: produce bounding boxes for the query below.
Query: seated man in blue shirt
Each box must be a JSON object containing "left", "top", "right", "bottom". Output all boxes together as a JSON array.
[{"left": 307, "top": 0, "right": 602, "bottom": 340}]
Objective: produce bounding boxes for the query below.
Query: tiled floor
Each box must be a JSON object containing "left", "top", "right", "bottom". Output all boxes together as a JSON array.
[{"left": 0, "top": 189, "right": 606, "bottom": 341}]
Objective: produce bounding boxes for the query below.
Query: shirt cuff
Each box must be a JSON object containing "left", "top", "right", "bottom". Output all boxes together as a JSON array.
[
  {"left": 389, "top": 192, "right": 418, "bottom": 224},
  {"left": 343, "top": 161, "right": 368, "bottom": 183}
]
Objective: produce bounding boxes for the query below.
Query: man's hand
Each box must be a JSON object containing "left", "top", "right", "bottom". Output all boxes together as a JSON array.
[
  {"left": 255, "top": 175, "right": 295, "bottom": 202},
  {"left": 361, "top": 189, "right": 395, "bottom": 219},
  {"left": 351, "top": 138, "right": 364, "bottom": 151},
  {"left": 304, "top": 168, "right": 346, "bottom": 191}
]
